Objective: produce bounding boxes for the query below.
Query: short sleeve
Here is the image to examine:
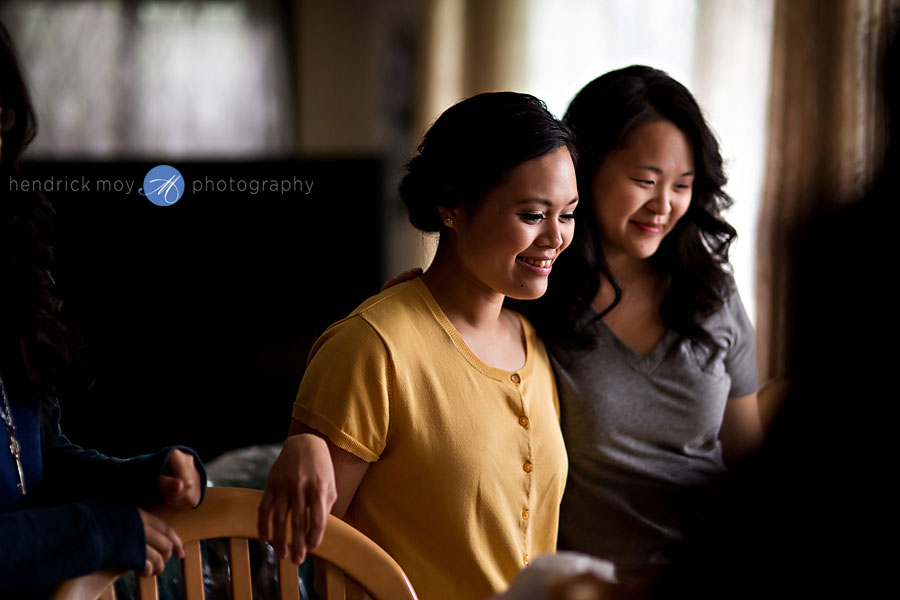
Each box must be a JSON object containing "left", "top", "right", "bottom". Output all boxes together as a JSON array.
[
  {"left": 723, "top": 290, "right": 758, "bottom": 398},
  {"left": 292, "top": 315, "right": 392, "bottom": 462}
]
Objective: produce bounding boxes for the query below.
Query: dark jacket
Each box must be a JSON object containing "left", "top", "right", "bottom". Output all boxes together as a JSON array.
[{"left": 0, "top": 374, "right": 206, "bottom": 598}]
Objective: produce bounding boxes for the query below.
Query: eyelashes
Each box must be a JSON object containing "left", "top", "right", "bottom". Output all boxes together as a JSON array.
[
  {"left": 518, "top": 212, "right": 576, "bottom": 223},
  {"left": 630, "top": 178, "right": 692, "bottom": 191}
]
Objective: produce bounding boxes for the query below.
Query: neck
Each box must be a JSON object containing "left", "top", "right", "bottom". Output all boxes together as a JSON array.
[
  {"left": 421, "top": 243, "right": 506, "bottom": 333},
  {"left": 604, "top": 248, "right": 658, "bottom": 287},
  {"left": 594, "top": 247, "right": 663, "bottom": 314}
]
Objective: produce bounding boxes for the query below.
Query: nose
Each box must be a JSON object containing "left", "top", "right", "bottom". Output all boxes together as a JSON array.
[
  {"left": 537, "top": 218, "right": 563, "bottom": 249},
  {"left": 646, "top": 187, "right": 673, "bottom": 216}
]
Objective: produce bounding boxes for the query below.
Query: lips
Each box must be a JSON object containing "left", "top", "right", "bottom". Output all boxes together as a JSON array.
[{"left": 631, "top": 221, "right": 665, "bottom": 233}]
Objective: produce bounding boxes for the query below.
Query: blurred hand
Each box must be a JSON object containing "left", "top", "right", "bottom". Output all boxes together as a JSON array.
[
  {"left": 258, "top": 433, "right": 337, "bottom": 564},
  {"left": 159, "top": 449, "right": 202, "bottom": 509},
  {"left": 491, "top": 552, "right": 621, "bottom": 600},
  {"left": 381, "top": 268, "right": 422, "bottom": 291},
  {"left": 139, "top": 508, "right": 184, "bottom": 576}
]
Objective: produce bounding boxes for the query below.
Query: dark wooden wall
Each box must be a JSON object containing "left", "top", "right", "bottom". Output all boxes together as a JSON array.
[{"left": 21, "top": 159, "right": 382, "bottom": 462}]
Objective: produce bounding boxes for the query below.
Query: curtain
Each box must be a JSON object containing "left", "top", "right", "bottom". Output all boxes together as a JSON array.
[
  {"left": 1, "top": 0, "right": 293, "bottom": 158},
  {"left": 415, "top": 0, "right": 528, "bottom": 142},
  {"left": 756, "top": 0, "right": 899, "bottom": 382}
]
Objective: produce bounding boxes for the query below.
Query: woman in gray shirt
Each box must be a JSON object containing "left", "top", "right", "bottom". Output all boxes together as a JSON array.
[{"left": 526, "top": 66, "right": 762, "bottom": 579}]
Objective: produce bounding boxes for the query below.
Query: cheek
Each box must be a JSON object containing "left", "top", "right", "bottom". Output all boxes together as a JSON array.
[
  {"left": 462, "top": 221, "right": 525, "bottom": 264},
  {"left": 492, "top": 222, "right": 533, "bottom": 252},
  {"left": 591, "top": 198, "right": 607, "bottom": 227},
  {"left": 593, "top": 183, "right": 634, "bottom": 228}
]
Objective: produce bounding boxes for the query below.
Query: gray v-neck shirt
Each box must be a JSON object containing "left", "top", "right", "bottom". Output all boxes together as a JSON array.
[{"left": 550, "top": 288, "right": 757, "bottom": 576}]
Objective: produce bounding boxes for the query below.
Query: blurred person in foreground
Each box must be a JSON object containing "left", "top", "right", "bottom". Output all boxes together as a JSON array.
[{"left": 1, "top": 20, "right": 206, "bottom": 598}]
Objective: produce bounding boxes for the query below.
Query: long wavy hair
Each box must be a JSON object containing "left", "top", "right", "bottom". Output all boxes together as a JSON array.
[
  {"left": 528, "top": 66, "right": 736, "bottom": 355},
  {"left": 1, "top": 21, "right": 83, "bottom": 397}
]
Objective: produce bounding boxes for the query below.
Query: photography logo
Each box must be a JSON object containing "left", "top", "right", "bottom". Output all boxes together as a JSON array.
[{"left": 139, "top": 165, "right": 185, "bottom": 206}]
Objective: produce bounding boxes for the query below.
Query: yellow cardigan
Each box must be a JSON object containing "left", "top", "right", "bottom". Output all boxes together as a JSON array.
[{"left": 292, "top": 277, "right": 567, "bottom": 600}]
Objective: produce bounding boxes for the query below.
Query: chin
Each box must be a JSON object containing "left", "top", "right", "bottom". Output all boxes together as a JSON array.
[
  {"left": 628, "top": 243, "right": 662, "bottom": 260},
  {"left": 505, "top": 283, "right": 549, "bottom": 301}
]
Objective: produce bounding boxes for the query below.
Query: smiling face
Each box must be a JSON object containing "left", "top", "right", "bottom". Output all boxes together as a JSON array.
[
  {"left": 591, "top": 120, "right": 694, "bottom": 263},
  {"left": 447, "top": 146, "right": 579, "bottom": 300}
]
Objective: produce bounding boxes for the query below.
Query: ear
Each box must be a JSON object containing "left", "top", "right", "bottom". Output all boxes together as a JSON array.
[{"left": 438, "top": 205, "right": 468, "bottom": 230}]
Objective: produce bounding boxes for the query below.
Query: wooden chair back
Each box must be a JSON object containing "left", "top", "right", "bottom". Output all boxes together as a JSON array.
[{"left": 51, "top": 486, "right": 418, "bottom": 600}]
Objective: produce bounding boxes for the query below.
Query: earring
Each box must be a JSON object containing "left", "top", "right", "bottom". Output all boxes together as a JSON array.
[{"left": 443, "top": 217, "right": 453, "bottom": 228}]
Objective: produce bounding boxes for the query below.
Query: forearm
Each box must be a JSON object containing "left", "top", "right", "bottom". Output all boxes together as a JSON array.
[
  {"left": 286, "top": 419, "right": 368, "bottom": 517},
  {"left": 43, "top": 440, "right": 207, "bottom": 507},
  {"left": 42, "top": 399, "right": 206, "bottom": 506},
  {"left": 0, "top": 501, "right": 145, "bottom": 590},
  {"left": 720, "top": 393, "right": 763, "bottom": 464}
]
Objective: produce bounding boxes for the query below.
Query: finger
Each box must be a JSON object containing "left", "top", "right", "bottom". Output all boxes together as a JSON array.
[
  {"left": 167, "top": 449, "right": 192, "bottom": 477},
  {"left": 142, "top": 511, "right": 182, "bottom": 561},
  {"left": 159, "top": 475, "right": 185, "bottom": 504},
  {"left": 143, "top": 522, "right": 174, "bottom": 563},
  {"left": 145, "top": 545, "right": 165, "bottom": 577},
  {"left": 306, "top": 489, "right": 329, "bottom": 553},
  {"left": 271, "top": 495, "right": 291, "bottom": 560},
  {"left": 290, "top": 501, "right": 309, "bottom": 564},
  {"left": 164, "top": 450, "right": 202, "bottom": 508},
  {"left": 163, "top": 522, "right": 185, "bottom": 560},
  {"left": 380, "top": 268, "right": 422, "bottom": 291}
]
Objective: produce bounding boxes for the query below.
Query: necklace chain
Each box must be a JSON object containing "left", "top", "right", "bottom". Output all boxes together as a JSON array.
[{"left": 0, "top": 375, "right": 28, "bottom": 496}]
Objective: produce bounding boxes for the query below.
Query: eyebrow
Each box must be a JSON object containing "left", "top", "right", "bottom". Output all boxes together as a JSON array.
[
  {"left": 637, "top": 165, "right": 695, "bottom": 177},
  {"left": 518, "top": 197, "right": 579, "bottom": 207}
]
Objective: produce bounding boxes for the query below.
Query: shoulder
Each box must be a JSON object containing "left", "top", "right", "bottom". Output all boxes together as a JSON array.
[
  {"left": 344, "top": 279, "right": 417, "bottom": 316},
  {"left": 706, "top": 280, "right": 757, "bottom": 381},
  {"left": 718, "top": 282, "right": 753, "bottom": 333},
  {"left": 310, "top": 279, "right": 435, "bottom": 361},
  {"left": 310, "top": 311, "right": 388, "bottom": 367},
  {"left": 699, "top": 275, "right": 750, "bottom": 328},
  {"left": 346, "top": 279, "right": 433, "bottom": 330}
]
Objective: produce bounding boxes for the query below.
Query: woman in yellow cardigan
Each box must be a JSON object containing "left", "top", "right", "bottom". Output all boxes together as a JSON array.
[{"left": 260, "top": 91, "right": 578, "bottom": 599}]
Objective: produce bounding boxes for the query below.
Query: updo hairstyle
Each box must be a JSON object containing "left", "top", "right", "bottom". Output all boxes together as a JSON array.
[{"left": 399, "top": 92, "right": 575, "bottom": 233}]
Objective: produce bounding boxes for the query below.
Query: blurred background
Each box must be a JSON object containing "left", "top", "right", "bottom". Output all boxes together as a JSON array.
[{"left": 0, "top": 0, "right": 894, "bottom": 462}]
